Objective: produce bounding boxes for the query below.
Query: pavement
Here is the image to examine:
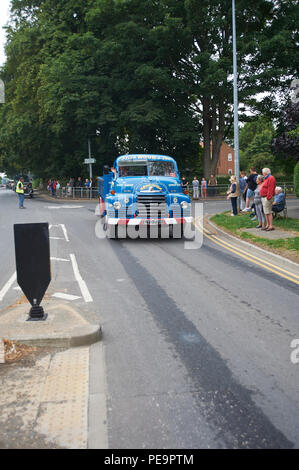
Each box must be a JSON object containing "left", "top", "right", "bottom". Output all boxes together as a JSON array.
[
  {"left": 0, "top": 346, "right": 90, "bottom": 449},
  {"left": 0, "top": 188, "right": 299, "bottom": 449},
  {"left": 241, "top": 227, "right": 296, "bottom": 239},
  {"left": 0, "top": 300, "right": 101, "bottom": 348}
]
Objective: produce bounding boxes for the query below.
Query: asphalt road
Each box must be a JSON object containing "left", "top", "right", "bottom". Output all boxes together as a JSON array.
[{"left": 0, "top": 188, "right": 299, "bottom": 449}]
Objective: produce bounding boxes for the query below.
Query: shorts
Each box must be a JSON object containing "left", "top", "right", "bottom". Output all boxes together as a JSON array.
[
  {"left": 261, "top": 197, "right": 274, "bottom": 215},
  {"left": 246, "top": 188, "right": 255, "bottom": 199}
]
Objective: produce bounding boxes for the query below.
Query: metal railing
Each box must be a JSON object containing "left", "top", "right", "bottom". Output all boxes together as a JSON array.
[
  {"left": 46, "top": 182, "right": 295, "bottom": 200},
  {"left": 47, "top": 187, "right": 100, "bottom": 199},
  {"left": 188, "top": 182, "right": 296, "bottom": 198}
]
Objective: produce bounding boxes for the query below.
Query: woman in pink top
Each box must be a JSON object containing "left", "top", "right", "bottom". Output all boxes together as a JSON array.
[{"left": 201, "top": 178, "right": 207, "bottom": 199}]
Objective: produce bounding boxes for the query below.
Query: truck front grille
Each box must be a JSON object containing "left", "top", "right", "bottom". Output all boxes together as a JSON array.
[{"left": 137, "top": 194, "right": 167, "bottom": 219}]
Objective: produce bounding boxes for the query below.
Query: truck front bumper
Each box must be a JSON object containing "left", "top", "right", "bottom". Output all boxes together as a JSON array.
[{"left": 107, "top": 217, "right": 193, "bottom": 226}]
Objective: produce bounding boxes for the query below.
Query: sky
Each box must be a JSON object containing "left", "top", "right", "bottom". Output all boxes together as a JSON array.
[{"left": 0, "top": 0, "right": 11, "bottom": 67}]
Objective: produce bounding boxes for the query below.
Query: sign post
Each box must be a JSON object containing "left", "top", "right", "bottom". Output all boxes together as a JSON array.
[{"left": 14, "top": 223, "right": 51, "bottom": 321}]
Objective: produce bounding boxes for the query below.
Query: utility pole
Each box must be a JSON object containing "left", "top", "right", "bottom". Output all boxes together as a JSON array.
[
  {"left": 232, "top": 0, "right": 240, "bottom": 181},
  {"left": 88, "top": 137, "right": 93, "bottom": 180}
]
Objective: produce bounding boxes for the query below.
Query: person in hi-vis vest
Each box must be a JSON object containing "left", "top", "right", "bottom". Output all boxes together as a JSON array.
[{"left": 16, "top": 177, "right": 25, "bottom": 209}]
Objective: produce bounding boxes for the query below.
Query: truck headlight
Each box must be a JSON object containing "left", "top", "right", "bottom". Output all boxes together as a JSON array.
[
  {"left": 113, "top": 201, "right": 122, "bottom": 210},
  {"left": 180, "top": 201, "right": 188, "bottom": 209}
]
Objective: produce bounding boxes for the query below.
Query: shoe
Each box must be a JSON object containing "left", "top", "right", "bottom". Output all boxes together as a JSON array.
[
  {"left": 256, "top": 225, "right": 262, "bottom": 228},
  {"left": 242, "top": 208, "right": 250, "bottom": 212},
  {"left": 266, "top": 227, "right": 275, "bottom": 231},
  {"left": 251, "top": 216, "right": 257, "bottom": 221}
]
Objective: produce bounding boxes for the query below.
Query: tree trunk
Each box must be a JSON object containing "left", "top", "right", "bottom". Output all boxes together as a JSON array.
[{"left": 202, "top": 98, "right": 226, "bottom": 178}]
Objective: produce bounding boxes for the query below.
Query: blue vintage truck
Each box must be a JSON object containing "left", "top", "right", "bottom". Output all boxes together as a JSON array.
[{"left": 97, "top": 154, "right": 193, "bottom": 238}]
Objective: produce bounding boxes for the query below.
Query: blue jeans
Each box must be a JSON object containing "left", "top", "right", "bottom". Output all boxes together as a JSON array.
[
  {"left": 231, "top": 197, "right": 238, "bottom": 215},
  {"left": 18, "top": 193, "right": 25, "bottom": 208}
]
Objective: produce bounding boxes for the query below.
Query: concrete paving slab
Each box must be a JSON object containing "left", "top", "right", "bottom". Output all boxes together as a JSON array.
[
  {"left": 242, "top": 227, "right": 296, "bottom": 239},
  {"left": 0, "top": 347, "right": 89, "bottom": 449},
  {"left": 0, "top": 301, "right": 101, "bottom": 348}
]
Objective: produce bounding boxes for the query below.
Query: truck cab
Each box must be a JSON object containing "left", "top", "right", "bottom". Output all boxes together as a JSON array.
[{"left": 97, "top": 154, "right": 193, "bottom": 238}]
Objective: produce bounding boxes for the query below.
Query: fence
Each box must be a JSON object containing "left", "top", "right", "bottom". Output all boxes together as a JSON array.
[
  {"left": 48, "top": 187, "right": 100, "bottom": 199},
  {"left": 187, "top": 182, "right": 295, "bottom": 198},
  {"left": 46, "top": 182, "right": 295, "bottom": 200}
]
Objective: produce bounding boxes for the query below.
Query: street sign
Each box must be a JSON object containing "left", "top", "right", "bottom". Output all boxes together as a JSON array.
[
  {"left": 84, "top": 158, "right": 96, "bottom": 164},
  {"left": 14, "top": 223, "right": 51, "bottom": 321}
]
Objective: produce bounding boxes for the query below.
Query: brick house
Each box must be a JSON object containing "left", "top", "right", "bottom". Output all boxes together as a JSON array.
[
  {"left": 200, "top": 141, "right": 235, "bottom": 176},
  {"left": 216, "top": 142, "right": 235, "bottom": 176}
]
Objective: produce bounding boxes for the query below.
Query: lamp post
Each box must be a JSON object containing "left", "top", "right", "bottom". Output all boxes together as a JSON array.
[
  {"left": 88, "top": 137, "right": 93, "bottom": 180},
  {"left": 232, "top": 0, "right": 240, "bottom": 181}
]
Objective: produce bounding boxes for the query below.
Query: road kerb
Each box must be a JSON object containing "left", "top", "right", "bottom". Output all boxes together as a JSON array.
[{"left": 207, "top": 215, "right": 299, "bottom": 270}]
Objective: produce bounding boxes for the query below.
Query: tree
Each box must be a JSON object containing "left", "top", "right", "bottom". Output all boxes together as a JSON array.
[
  {"left": 239, "top": 117, "right": 275, "bottom": 172},
  {"left": 0, "top": 1, "right": 298, "bottom": 178},
  {"left": 273, "top": 101, "right": 299, "bottom": 163},
  {"left": 164, "top": 0, "right": 298, "bottom": 177}
]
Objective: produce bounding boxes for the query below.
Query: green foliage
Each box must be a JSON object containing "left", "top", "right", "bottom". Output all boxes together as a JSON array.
[
  {"left": 294, "top": 161, "right": 299, "bottom": 197},
  {"left": 239, "top": 118, "right": 276, "bottom": 172},
  {"left": 0, "top": 1, "right": 298, "bottom": 178}
]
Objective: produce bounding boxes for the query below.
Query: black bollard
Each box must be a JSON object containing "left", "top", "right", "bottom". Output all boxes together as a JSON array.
[{"left": 14, "top": 223, "right": 51, "bottom": 321}]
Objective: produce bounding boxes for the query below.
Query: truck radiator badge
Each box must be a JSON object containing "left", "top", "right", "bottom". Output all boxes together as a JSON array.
[{"left": 140, "top": 184, "right": 162, "bottom": 192}]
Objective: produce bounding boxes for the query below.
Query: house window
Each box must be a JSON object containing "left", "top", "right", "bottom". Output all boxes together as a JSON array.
[
  {"left": 228, "top": 169, "right": 233, "bottom": 175},
  {"left": 228, "top": 153, "right": 232, "bottom": 161}
]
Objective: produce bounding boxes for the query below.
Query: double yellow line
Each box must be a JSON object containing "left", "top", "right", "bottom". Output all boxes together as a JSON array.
[{"left": 194, "top": 218, "right": 299, "bottom": 285}]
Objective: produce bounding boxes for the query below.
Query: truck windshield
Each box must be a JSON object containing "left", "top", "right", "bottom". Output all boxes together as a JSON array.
[
  {"left": 119, "top": 165, "right": 147, "bottom": 177},
  {"left": 118, "top": 161, "right": 176, "bottom": 177},
  {"left": 148, "top": 162, "right": 176, "bottom": 177}
]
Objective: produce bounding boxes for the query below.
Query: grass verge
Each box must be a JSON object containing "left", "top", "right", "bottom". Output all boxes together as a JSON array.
[{"left": 210, "top": 211, "right": 299, "bottom": 255}]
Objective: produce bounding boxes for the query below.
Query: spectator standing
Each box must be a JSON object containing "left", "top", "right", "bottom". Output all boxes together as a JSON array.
[
  {"left": 260, "top": 168, "right": 276, "bottom": 231},
  {"left": 16, "top": 176, "right": 25, "bottom": 209},
  {"left": 227, "top": 175, "right": 240, "bottom": 216},
  {"left": 76, "top": 177, "right": 83, "bottom": 197},
  {"left": 181, "top": 177, "right": 189, "bottom": 193},
  {"left": 208, "top": 174, "right": 218, "bottom": 196},
  {"left": 201, "top": 178, "right": 207, "bottom": 199},
  {"left": 69, "top": 177, "right": 75, "bottom": 197},
  {"left": 254, "top": 175, "right": 266, "bottom": 229},
  {"left": 85, "top": 178, "right": 90, "bottom": 197},
  {"left": 272, "top": 187, "right": 285, "bottom": 215},
  {"left": 192, "top": 177, "right": 199, "bottom": 200},
  {"left": 50, "top": 179, "right": 56, "bottom": 197},
  {"left": 239, "top": 171, "right": 247, "bottom": 210},
  {"left": 242, "top": 167, "right": 258, "bottom": 211}
]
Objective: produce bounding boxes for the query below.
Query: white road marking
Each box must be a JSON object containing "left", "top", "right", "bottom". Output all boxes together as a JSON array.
[
  {"left": 46, "top": 205, "right": 84, "bottom": 210},
  {"left": 61, "top": 224, "right": 70, "bottom": 242},
  {"left": 70, "top": 254, "right": 93, "bottom": 303},
  {"left": 13, "top": 286, "right": 22, "bottom": 291},
  {"left": 52, "top": 293, "right": 82, "bottom": 301},
  {"left": 0, "top": 272, "right": 17, "bottom": 302},
  {"left": 50, "top": 237, "right": 65, "bottom": 240},
  {"left": 50, "top": 257, "right": 70, "bottom": 262}
]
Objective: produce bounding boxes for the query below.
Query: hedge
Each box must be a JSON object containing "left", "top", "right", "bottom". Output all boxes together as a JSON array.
[{"left": 294, "top": 161, "right": 299, "bottom": 197}]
